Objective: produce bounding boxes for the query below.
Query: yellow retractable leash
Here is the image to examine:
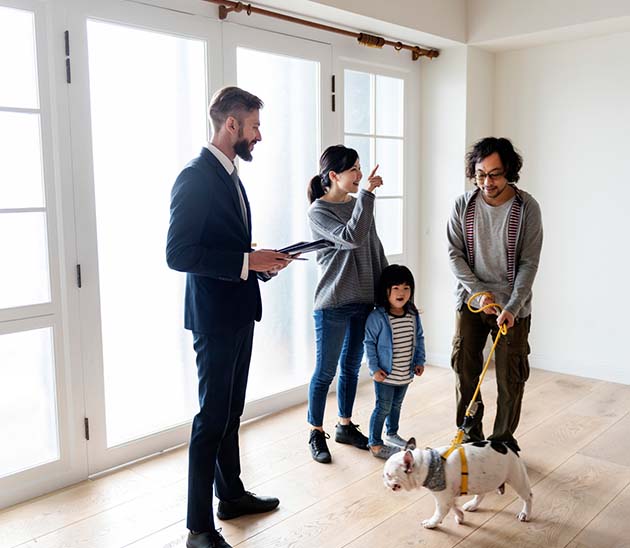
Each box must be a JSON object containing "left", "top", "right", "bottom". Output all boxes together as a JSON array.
[{"left": 440, "top": 292, "right": 509, "bottom": 495}]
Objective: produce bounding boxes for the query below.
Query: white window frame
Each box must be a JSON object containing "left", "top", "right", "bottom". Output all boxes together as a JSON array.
[{"left": 0, "top": 0, "right": 87, "bottom": 509}]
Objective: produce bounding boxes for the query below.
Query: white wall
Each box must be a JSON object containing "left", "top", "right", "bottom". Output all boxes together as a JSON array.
[
  {"left": 417, "top": 46, "right": 468, "bottom": 367},
  {"left": 494, "top": 31, "right": 630, "bottom": 383},
  {"left": 465, "top": 47, "right": 494, "bottom": 147},
  {"left": 418, "top": 45, "right": 496, "bottom": 368}
]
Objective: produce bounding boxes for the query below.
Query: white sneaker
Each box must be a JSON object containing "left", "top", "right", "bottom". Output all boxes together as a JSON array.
[{"left": 384, "top": 433, "right": 408, "bottom": 448}]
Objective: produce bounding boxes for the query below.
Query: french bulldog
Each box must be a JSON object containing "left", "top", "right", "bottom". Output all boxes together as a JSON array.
[{"left": 383, "top": 437, "right": 532, "bottom": 528}]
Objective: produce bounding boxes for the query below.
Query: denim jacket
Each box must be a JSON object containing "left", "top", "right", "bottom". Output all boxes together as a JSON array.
[{"left": 363, "top": 306, "right": 426, "bottom": 377}]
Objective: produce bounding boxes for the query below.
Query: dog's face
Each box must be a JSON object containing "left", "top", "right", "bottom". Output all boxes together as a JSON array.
[{"left": 383, "top": 437, "right": 418, "bottom": 492}]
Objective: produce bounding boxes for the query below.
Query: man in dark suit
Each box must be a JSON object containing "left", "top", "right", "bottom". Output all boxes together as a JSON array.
[{"left": 167, "top": 87, "right": 291, "bottom": 548}]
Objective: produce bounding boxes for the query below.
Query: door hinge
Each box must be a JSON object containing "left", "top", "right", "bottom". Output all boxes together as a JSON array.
[
  {"left": 76, "top": 264, "right": 82, "bottom": 288},
  {"left": 84, "top": 417, "right": 90, "bottom": 440},
  {"left": 64, "top": 30, "right": 71, "bottom": 83},
  {"left": 331, "top": 74, "right": 336, "bottom": 112}
]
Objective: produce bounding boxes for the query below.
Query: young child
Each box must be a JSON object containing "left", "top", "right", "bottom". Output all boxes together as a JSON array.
[{"left": 364, "top": 264, "right": 425, "bottom": 459}]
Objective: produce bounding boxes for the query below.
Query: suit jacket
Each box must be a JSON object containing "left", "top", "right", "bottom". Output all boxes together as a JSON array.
[{"left": 166, "top": 147, "right": 262, "bottom": 333}]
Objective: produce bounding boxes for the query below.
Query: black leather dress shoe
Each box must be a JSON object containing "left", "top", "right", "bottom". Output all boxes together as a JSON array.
[
  {"left": 217, "top": 491, "right": 280, "bottom": 520},
  {"left": 186, "top": 529, "right": 231, "bottom": 548}
]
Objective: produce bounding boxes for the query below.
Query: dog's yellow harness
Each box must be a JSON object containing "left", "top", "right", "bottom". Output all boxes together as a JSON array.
[
  {"left": 440, "top": 292, "right": 509, "bottom": 496},
  {"left": 441, "top": 443, "right": 469, "bottom": 494}
]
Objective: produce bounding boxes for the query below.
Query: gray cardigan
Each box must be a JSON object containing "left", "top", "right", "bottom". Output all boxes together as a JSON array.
[
  {"left": 446, "top": 186, "right": 543, "bottom": 318},
  {"left": 307, "top": 189, "right": 388, "bottom": 310}
]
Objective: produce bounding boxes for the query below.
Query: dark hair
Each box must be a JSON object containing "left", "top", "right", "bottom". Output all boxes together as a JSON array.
[
  {"left": 465, "top": 137, "right": 523, "bottom": 183},
  {"left": 307, "top": 145, "right": 359, "bottom": 203},
  {"left": 208, "top": 86, "right": 263, "bottom": 134},
  {"left": 376, "top": 264, "right": 417, "bottom": 314}
]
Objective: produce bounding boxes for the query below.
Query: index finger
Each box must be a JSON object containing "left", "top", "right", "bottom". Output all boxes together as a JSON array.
[{"left": 368, "top": 164, "right": 380, "bottom": 178}]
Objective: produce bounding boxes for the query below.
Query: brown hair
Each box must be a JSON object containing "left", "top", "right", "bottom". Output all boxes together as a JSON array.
[{"left": 208, "top": 86, "right": 263, "bottom": 134}]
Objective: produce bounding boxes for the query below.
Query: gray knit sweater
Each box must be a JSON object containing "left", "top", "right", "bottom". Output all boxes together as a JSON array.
[
  {"left": 447, "top": 186, "right": 543, "bottom": 318},
  {"left": 307, "top": 189, "right": 388, "bottom": 310}
]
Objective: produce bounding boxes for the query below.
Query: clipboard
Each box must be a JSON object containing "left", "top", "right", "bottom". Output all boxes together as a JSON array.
[{"left": 277, "top": 238, "right": 334, "bottom": 255}]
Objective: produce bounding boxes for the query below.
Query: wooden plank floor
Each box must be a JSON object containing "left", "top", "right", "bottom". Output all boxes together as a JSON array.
[{"left": 2, "top": 365, "right": 630, "bottom": 548}]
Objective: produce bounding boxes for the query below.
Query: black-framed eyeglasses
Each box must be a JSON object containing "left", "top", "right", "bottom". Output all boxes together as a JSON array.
[{"left": 474, "top": 171, "right": 504, "bottom": 183}]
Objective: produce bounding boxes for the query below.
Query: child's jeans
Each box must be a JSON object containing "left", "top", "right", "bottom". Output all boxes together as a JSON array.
[{"left": 368, "top": 381, "right": 409, "bottom": 447}]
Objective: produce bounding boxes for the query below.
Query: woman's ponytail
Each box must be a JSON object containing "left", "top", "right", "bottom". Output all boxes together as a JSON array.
[{"left": 307, "top": 174, "right": 326, "bottom": 203}]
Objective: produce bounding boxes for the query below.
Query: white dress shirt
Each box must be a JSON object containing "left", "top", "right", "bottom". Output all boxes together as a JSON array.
[{"left": 205, "top": 143, "right": 249, "bottom": 281}]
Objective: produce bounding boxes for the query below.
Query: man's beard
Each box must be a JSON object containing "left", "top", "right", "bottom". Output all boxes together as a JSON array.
[{"left": 234, "top": 129, "right": 254, "bottom": 162}]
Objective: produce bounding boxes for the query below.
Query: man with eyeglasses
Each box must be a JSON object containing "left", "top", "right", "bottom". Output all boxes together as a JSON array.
[{"left": 446, "top": 137, "right": 543, "bottom": 450}]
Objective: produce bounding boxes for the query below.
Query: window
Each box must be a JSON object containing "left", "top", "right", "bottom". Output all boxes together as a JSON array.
[
  {"left": 0, "top": 5, "right": 59, "bottom": 478},
  {"left": 344, "top": 69, "right": 405, "bottom": 255},
  {"left": 234, "top": 42, "right": 324, "bottom": 401},
  {"left": 85, "top": 20, "right": 206, "bottom": 446}
]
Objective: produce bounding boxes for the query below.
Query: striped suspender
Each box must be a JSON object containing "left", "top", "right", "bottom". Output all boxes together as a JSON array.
[
  {"left": 464, "top": 191, "right": 477, "bottom": 269},
  {"left": 506, "top": 192, "right": 523, "bottom": 288}
]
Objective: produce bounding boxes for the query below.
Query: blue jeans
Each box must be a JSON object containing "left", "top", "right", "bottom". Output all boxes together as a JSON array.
[
  {"left": 368, "top": 382, "right": 409, "bottom": 446},
  {"left": 307, "top": 303, "right": 373, "bottom": 427}
]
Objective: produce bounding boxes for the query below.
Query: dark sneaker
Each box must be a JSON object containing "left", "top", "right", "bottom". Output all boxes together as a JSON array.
[
  {"left": 384, "top": 433, "right": 408, "bottom": 448},
  {"left": 309, "top": 429, "right": 332, "bottom": 463},
  {"left": 369, "top": 445, "right": 401, "bottom": 459},
  {"left": 334, "top": 422, "right": 369, "bottom": 450},
  {"left": 217, "top": 491, "right": 279, "bottom": 520}
]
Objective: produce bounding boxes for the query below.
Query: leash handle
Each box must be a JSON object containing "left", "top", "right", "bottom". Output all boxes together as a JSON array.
[{"left": 467, "top": 292, "right": 509, "bottom": 335}]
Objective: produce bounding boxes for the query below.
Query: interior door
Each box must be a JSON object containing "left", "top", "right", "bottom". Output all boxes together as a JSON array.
[
  {"left": 67, "top": 0, "right": 221, "bottom": 474},
  {"left": 222, "top": 23, "right": 334, "bottom": 414}
]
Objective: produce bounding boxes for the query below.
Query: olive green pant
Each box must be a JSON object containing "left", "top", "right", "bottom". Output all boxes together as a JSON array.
[{"left": 451, "top": 305, "right": 531, "bottom": 446}]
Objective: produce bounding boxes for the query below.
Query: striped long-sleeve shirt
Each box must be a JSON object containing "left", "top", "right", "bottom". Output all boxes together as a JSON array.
[
  {"left": 383, "top": 312, "right": 415, "bottom": 386},
  {"left": 308, "top": 189, "right": 388, "bottom": 310}
]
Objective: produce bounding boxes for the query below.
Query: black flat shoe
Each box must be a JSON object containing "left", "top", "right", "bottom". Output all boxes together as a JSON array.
[
  {"left": 334, "top": 422, "right": 369, "bottom": 450},
  {"left": 186, "top": 529, "right": 231, "bottom": 548},
  {"left": 217, "top": 491, "right": 280, "bottom": 520}
]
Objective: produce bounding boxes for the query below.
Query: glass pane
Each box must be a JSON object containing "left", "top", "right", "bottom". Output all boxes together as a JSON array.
[
  {"left": 0, "top": 6, "right": 38, "bottom": 109},
  {"left": 344, "top": 70, "right": 372, "bottom": 134},
  {"left": 344, "top": 135, "right": 372, "bottom": 180},
  {"left": 236, "top": 47, "right": 319, "bottom": 401},
  {"left": 87, "top": 20, "right": 206, "bottom": 446},
  {"left": 375, "top": 198, "right": 403, "bottom": 255},
  {"left": 376, "top": 75, "right": 404, "bottom": 137},
  {"left": 375, "top": 138, "right": 403, "bottom": 196},
  {"left": 0, "top": 212, "right": 51, "bottom": 309},
  {"left": 0, "top": 327, "right": 58, "bottom": 478},
  {"left": 0, "top": 111, "right": 45, "bottom": 208}
]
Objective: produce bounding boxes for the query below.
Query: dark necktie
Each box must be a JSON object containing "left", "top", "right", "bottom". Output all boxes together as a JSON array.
[{"left": 231, "top": 166, "right": 248, "bottom": 230}]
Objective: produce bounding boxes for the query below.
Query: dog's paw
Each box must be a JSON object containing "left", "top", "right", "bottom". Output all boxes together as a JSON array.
[
  {"left": 517, "top": 511, "right": 529, "bottom": 522},
  {"left": 462, "top": 500, "right": 478, "bottom": 512},
  {"left": 454, "top": 508, "right": 464, "bottom": 525},
  {"left": 422, "top": 519, "right": 439, "bottom": 529}
]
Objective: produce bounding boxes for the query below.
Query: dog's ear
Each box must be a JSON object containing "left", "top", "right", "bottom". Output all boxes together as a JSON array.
[
  {"left": 405, "top": 437, "right": 417, "bottom": 451},
  {"left": 403, "top": 450, "right": 414, "bottom": 473}
]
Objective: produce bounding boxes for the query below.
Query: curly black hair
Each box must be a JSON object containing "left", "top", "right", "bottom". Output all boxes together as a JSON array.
[{"left": 465, "top": 137, "right": 523, "bottom": 183}]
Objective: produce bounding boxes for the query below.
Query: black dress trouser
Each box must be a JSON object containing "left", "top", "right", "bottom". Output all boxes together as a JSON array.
[{"left": 187, "top": 322, "right": 255, "bottom": 533}]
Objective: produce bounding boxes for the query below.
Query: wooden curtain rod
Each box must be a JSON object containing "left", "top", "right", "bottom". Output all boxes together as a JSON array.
[{"left": 201, "top": 0, "right": 439, "bottom": 61}]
